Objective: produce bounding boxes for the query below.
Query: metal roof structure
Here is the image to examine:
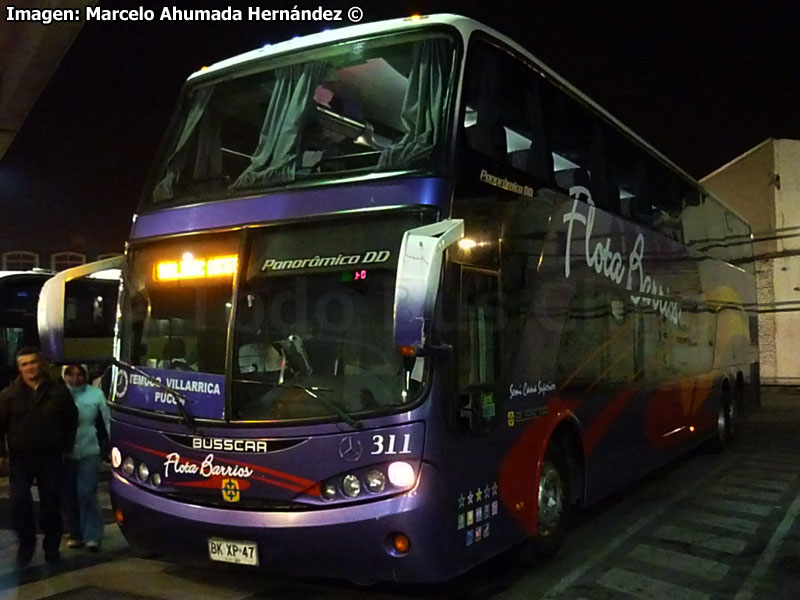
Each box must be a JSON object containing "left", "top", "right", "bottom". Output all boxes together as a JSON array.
[{"left": 0, "top": 1, "right": 94, "bottom": 163}]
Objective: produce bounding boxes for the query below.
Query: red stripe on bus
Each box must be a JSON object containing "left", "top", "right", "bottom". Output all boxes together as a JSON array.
[{"left": 124, "top": 442, "right": 315, "bottom": 490}]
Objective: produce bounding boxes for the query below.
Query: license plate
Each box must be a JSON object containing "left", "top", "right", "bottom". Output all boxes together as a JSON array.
[{"left": 208, "top": 538, "right": 259, "bottom": 566}]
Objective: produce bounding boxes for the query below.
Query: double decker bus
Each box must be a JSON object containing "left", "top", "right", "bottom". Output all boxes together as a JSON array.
[{"left": 39, "top": 14, "right": 759, "bottom": 583}]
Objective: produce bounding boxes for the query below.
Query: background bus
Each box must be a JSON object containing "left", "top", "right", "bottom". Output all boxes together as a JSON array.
[
  {"left": 1, "top": 269, "right": 119, "bottom": 388},
  {"left": 39, "top": 14, "right": 758, "bottom": 583}
]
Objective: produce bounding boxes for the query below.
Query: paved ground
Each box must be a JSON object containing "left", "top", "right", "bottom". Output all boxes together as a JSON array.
[{"left": 0, "top": 387, "right": 798, "bottom": 599}]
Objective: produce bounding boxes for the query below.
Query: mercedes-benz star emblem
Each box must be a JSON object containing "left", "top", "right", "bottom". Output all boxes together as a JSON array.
[{"left": 338, "top": 436, "right": 363, "bottom": 462}]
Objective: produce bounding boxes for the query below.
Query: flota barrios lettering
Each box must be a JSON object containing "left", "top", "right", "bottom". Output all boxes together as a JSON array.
[
  {"left": 164, "top": 453, "right": 254, "bottom": 479},
  {"left": 562, "top": 187, "right": 682, "bottom": 326}
]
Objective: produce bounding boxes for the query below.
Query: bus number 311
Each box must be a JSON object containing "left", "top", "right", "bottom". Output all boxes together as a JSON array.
[{"left": 372, "top": 434, "right": 412, "bottom": 455}]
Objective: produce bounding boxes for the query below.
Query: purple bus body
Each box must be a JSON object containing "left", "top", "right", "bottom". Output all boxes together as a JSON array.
[
  {"left": 111, "top": 373, "right": 487, "bottom": 583},
  {"left": 130, "top": 177, "right": 449, "bottom": 241},
  {"left": 112, "top": 177, "right": 484, "bottom": 582},
  {"left": 111, "top": 175, "right": 756, "bottom": 582}
]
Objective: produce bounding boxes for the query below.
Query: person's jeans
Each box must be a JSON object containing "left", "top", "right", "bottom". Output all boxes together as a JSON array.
[
  {"left": 10, "top": 452, "right": 63, "bottom": 559},
  {"left": 75, "top": 454, "right": 103, "bottom": 544},
  {"left": 62, "top": 459, "right": 80, "bottom": 538}
]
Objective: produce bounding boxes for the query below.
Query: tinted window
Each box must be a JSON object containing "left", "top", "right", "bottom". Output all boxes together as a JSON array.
[
  {"left": 462, "top": 41, "right": 549, "bottom": 180},
  {"left": 542, "top": 83, "right": 609, "bottom": 208}
]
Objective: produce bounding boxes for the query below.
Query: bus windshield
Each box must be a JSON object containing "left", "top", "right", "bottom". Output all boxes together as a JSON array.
[
  {"left": 232, "top": 212, "right": 428, "bottom": 422},
  {"left": 117, "top": 234, "right": 238, "bottom": 419},
  {"left": 116, "top": 213, "right": 429, "bottom": 423},
  {"left": 147, "top": 31, "right": 456, "bottom": 205}
]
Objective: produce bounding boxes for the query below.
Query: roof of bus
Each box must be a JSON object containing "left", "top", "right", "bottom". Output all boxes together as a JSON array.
[
  {"left": 0, "top": 269, "right": 120, "bottom": 281},
  {"left": 0, "top": 270, "right": 51, "bottom": 280},
  {"left": 184, "top": 13, "right": 752, "bottom": 231},
  {"left": 187, "top": 14, "right": 478, "bottom": 81}
]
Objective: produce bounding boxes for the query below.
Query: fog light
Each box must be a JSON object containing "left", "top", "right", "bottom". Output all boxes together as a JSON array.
[
  {"left": 388, "top": 461, "right": 415, "bottom": 488},
  {"left": 321, "top": 480, "right": 337, "bottom": 500},
  {"left": 111, "top": 447, "right": 122, "bottom": 468},
  {"left": 122, "top": 457, "right": 135, "bottom": 477},
  {"left": 393, "top": 533, "right": 410, "bottom": 554},
  {"left": 151, "top": 472, "right": 161, "bottom": 486},
  {"left": 342, "top": 474, "right": 361, "bottom": 498},
  {"left": 365, "top": 469, "right": 386, "bottom": 493},
  {"left": 137, "top": 462, "right": 149, "bottom": 482}
]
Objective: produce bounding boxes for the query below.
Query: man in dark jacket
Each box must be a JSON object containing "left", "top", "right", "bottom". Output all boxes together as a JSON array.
[{"left": 0, "top": 347, "right": 78, "bottom": 567}]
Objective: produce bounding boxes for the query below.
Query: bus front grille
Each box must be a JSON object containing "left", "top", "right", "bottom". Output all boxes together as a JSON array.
[{"left": 160, "top": 492, "right": 315, "bottom": 512}]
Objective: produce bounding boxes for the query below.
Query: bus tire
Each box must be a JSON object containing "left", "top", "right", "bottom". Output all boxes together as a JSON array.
[
  {"left": 517, "top": 445, "right": 571, "bottom": 562},
  {"left": 707, "top": 389, "right": 735, "bottom": 453}
]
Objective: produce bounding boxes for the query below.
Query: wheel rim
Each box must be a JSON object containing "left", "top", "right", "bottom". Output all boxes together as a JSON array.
[
  {"left": 727, "top": 399, "right": 736, "bottom": 437},
  {"left": 538, "top": 461, "right": 564, "bottom": 536},
  {"left": 717, "top": 402, "right": 727, "bottom": 440}
]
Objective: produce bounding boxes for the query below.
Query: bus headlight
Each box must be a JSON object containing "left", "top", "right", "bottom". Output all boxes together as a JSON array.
[
  {"left": 122, "top": 457, "right": 135, "bottom": 477},
  {"left": 151, "top": 472, "right": 162, "bottom": 486},
  {"left": 365, "top": 469, "right": 386, "bottom": 493},
  {"left": 321, "top": 480, "right": 337, "bottom": 500},
  {"left": 111, "top": 447, "right": 122, "bottom": 469},
  {"left": 137, "top": 462, "right": 150, "bottom": 482},
  {"left": 341, "top": 474, "right": 361, "bottom": 498},
  {"left": 388, "top": 461, "right": 416, "bottom": 488}
]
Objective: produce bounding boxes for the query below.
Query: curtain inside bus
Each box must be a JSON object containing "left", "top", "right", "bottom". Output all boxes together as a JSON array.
[
  {"left": 231, "top": 61, "right": 329, "bottom": 189},
  {"left": 377, "top": 38, "right": 451, "bottom": 170},
  {"left": 152, "top": 87, "right": 214, "bottom": 202}
]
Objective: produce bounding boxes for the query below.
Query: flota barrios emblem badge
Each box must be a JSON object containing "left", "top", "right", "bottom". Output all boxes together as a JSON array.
[{"left": 222, "top": 478, "right": 240, "bottom": 502}]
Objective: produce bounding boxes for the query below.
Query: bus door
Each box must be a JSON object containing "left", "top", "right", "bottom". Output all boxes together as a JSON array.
[{"left": 454, "top": 266, "right": 502, "bottom": 434}]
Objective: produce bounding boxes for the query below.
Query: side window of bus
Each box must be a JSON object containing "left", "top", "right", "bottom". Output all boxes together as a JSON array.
[
  {"left": 542, "top": 82, "right": 610, "bottom": 209},
  {"left": 0, "top": 280, "right": 40, "bottom": 318},
  {"left": 462, "top": 40, "right": 549, "bottom": 180},
  {"left": 0, "top": 327, "right": 25, "bottom": 370},
  {"left": 646, "top": 158, "right": 685, "bottom": 243},
  {"left": 604, "top": 125, "right": 648, "bottom": 222},
  {"left": 457, "top": 268, "right": 501, "bottom": 432},
  {"left": 605, "top": 124, "right": 691, "bottom": 243}
]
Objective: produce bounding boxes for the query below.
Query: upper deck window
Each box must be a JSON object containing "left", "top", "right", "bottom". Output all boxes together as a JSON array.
[{"left": 147, "top": 31, "right": 456, "bottom": 206}]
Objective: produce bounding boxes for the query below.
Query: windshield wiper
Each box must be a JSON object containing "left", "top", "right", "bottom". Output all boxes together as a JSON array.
[
  {"left": 284, "top": 384, "right": 363, "bottom": 430},
  {"left": 112, "top": 358, "right": 205, "bottom": 437}
]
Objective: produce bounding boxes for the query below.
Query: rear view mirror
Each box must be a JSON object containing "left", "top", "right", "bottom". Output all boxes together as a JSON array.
[{"left": 393, "top": 219, "right": 463, "bottom": 353}]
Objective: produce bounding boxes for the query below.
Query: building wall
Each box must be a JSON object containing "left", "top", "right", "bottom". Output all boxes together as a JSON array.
[
  {"left": 702, "top": 138, "right": 800, "bottom": 385},
  {"left": 773, "top": 140, "right": 800, "bottom": 384}
]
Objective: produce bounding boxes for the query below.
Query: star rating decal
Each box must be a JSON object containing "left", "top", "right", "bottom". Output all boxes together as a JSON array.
[{"left": 456, "top": 481, "right": 499, "bottom": 546}]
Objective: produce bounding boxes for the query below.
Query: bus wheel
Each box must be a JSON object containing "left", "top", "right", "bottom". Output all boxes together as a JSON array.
[
  {"left": 517, "top": 447, "right": 571, "bottom": 562},
  {"left": 707, "top": 390, "right": 735, "bottom": 452}
]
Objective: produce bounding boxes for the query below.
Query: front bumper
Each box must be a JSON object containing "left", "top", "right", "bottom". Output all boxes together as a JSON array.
[{"left": 110, "top": 462, "right": 455, "bottom": 583}]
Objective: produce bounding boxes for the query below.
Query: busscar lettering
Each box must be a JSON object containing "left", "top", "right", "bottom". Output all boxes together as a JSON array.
[
  {"left": 192, "top": 438, "right": 268, "bottom": 453},
  {"left": 562, "top": 188, "right": 682, "bottom": 326}
]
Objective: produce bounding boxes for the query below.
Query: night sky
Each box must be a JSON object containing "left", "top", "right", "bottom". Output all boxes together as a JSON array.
[{"left": 2, "top": 0, "right": 800, "bottom": 256}]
